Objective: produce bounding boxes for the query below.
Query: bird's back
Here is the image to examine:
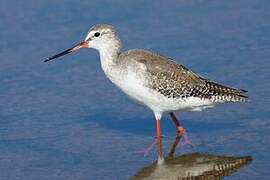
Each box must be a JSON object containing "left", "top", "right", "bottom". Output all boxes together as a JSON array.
[{"left": 120, "top": 49, "right": 248, "bottom": 104}]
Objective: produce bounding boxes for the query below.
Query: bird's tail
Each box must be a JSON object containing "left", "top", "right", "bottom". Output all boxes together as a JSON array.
[{"left": 205, "top": 81, "right": 248, "bottom": 102}]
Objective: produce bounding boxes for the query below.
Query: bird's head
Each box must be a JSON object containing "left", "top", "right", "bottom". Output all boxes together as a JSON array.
[{"left": 44, "top": 24, "right": 121, "bottom": 62}]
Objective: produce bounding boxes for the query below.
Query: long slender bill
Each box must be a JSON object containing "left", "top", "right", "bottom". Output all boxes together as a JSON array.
[{"left": 44, "top": 41, "right": 88, "bottom": 62}]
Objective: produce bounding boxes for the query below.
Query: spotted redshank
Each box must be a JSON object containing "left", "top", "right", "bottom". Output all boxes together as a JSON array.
[{"left": 44, "top": 24, "right": 248, "bottom": 164}]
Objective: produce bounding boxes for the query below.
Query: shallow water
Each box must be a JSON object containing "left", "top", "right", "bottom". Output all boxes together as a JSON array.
[{"left": 0, "top": 0, "right": 269, "bottom": 179}]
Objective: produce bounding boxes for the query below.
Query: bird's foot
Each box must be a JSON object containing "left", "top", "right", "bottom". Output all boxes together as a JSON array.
[
  {"left": 180, "top": 133, "right": 194, "bottom": 147},
  {"left": 136, "top": 140, "right": 156, "bottom": 157},
  {"left": 177, "top": 126, "right": 194, "bottom": 147},
  {"left": 136, "top": 135, "right": 165, "bottom": 156}
]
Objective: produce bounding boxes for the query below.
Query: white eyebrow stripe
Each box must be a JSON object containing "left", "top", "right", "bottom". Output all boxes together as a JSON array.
[{"left": 84, "top": 28, "right": 113, "bottom": 41}]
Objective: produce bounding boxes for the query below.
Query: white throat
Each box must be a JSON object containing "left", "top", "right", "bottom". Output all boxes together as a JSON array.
[{"left": 98, "top": 44, "right": 120, "bottom": 80}]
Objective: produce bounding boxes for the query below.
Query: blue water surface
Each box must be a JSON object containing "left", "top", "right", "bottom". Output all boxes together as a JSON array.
[{"left": 0, "top": 0, "right": 269, "bottom": 179}]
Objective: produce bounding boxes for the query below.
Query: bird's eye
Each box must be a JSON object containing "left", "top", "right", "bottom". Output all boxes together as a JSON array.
[{"left": 94, "top": 32, "right": 100, "bottom": 37}]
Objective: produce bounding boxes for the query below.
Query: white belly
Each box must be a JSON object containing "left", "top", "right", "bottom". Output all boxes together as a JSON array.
[{"left": 111, "top": 71, "right": 215, "bottom": 113}]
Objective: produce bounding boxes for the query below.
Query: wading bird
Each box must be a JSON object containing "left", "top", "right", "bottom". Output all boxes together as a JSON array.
[{"left": 45, "top": 24, "right": 248, "bottom": 164}]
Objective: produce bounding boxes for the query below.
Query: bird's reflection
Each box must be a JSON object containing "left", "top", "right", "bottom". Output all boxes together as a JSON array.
[{"left": 132, "top": 135, "right": 252, "bottom": 180}]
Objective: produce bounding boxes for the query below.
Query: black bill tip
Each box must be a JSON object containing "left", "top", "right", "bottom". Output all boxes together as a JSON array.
[
  {"left": 44, "top": 41, "right": 87, "bottom": 63},
  {"left": 44, "top": 47, "right": 74, "bottom": 63},
  {"left": 44, "top": 58, "right": 52, "bottom": 62}
]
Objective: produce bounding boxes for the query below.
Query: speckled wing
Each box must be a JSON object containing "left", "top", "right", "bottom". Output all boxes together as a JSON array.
[{"left": 132, "top": 50, "right": 248, "bottom": 102}]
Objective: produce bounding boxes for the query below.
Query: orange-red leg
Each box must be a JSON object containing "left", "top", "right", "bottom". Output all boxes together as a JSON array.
[
  {"left": 169, "top": 112, "right": 193, "bottom": 146},
  {"left": 156, "top": 118, "right": 163, "bottom": 159},
  {"left": 168, "top": 135, "right": 181, "bottom": 158},
  {"left": 169, "top": 112, "right": 185, "bottom": 136},
  {"left": 136, "top": 114, "right": 164, "bottom": 161}
]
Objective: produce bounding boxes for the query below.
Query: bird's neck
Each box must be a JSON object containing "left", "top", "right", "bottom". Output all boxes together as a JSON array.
[{"left": 99, "top": 47, "right": 121, "bottom": 79}]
